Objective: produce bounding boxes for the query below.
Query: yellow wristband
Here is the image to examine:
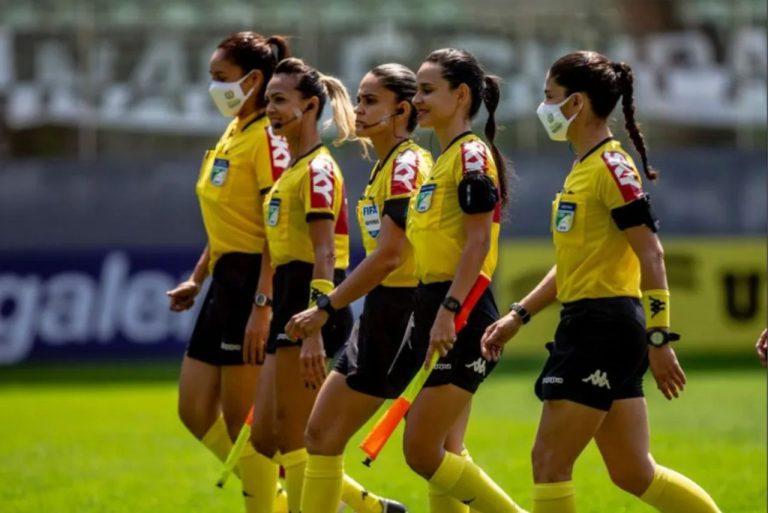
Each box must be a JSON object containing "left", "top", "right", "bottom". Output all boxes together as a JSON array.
[
  {"left": 309, "top": 279, "right": 334, "bottom": 307},
  {"left": 642, "top": 289, "right": 670, "bottom": 328}
]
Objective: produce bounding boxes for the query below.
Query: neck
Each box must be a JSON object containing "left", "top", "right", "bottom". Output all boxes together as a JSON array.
[
  {"left": 287, "top": 123, "right": 322, "bottom": 165},
  {"left": 569, "top": 120, "right": 612, "bottom": 160},
  {"left": 237, "top": 95, "right": 261, "bottom": 120},
  {"left": 434, "top": 117, "right": 471, "bottom": 152},
  {"left": 369, "top": 131, "right": 407, "bottom": 163}
]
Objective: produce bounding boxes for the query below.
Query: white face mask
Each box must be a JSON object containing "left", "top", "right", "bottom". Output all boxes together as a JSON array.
[
  {"left": 536, "top": 95, "right": 580, "bottom": 142},
  {"left": 208, "top": 72, "right": 255, "bottom": 117}
]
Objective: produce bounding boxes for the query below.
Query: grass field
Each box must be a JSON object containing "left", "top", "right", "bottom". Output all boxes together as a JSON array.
[{"left": 0, "top": 363, "right": 764, "bottom": 513}]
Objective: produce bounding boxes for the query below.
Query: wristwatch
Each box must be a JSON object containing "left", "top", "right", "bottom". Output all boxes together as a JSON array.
[
  {"left": 647, "top": 329, "right": 681, "bottom": 347},
  {"left": 441, "top": 296, "right": 461, "bottom": 314},
  {"left": 509, "top": 302, "right": 531, "bottom": 325},
  {"left": 315, "top": 294, "right": 337, "bottom": 316},
  {"left": 253, "top": 293, "right": 273, "bottom": 308}
]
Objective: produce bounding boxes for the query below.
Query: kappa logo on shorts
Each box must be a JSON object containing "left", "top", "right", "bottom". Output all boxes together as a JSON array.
[
  {"left": 582, "top": 369, "right": 611, "bottom": 389},
  {"left": 465, "top": 358, "right": 487, "bottom": 376},
  {"left": 220, "top": 341, "right": 242, "bottom": 351}
]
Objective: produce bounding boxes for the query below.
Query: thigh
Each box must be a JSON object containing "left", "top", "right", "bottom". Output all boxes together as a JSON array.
[
  {"left": 594, "top": 397, "right": 654, "bottom": 483},
  {"left": 178, "top": 356, "right": 221, "bottom": 438},
  {"left": 220, "top": 364, "right": 261, "bottom": 440},
  {"left": 532, "top": 399, "right": 606, "bottom": 482},
  {"left": 405, "top": 384, "right": 474, "bottom": 453},
  {"left": 444, "top": 400, "right": 471, "bottom": 454},
  {"left": 306, "top": 371, "right": 385, "bottom": 454},
  {"left": 274, "top": 346, "right": 319, "bottom": 452}
]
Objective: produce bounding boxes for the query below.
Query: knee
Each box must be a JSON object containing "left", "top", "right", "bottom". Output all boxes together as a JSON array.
[
  {"left": 531, "top": 442, "right": 573, "bottom": 483},
  {"left": 250, "top": 430, "right": 278, "bottom": 458},
  {"left": 304, "top": 419, "right": 342, "bottom": 455},
  {"left": 404, "top": 435, "right": 441, "bottom": 478},
  {"left": 606, "top": 460, "right": 655, "bottom": 496},
  {"left": 178, "top": 403, "right": 216, "bottom": 440}
]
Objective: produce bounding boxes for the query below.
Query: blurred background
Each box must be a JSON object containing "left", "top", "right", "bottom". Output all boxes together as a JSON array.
[{"left": 0, "top": 0, "right": 765, "bottom": 366}]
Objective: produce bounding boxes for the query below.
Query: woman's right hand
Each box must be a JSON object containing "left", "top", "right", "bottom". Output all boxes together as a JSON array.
[
  {"left": 480, "top": 313, "right": 522, "bottom": 362},
  {"left": 243, "top": 306, "right": 270, "bottom": 365},
  {"left": 300, "top": 333, "right": 327, "bottom": 390},
  {"left": 166, "top": 280, "right": 201, "bottom": 312},
  {"left": 648, "top": 344, "right": 687, "bottom": 400}
]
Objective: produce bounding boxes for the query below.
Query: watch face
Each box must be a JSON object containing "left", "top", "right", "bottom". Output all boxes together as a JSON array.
[
  {"left": 649, "top": 331, "right": 666, "bottom": 346},
  {"left": 316, "top": 295, "right": 330, "bottom": 309}
]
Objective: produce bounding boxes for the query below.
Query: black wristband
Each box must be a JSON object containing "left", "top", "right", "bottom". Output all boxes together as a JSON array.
[
  {"left": 441, "top": 296, "right": 461, "bottom": 313},
  {"left": 509, "top": 303, "right": 531, "bottom": 324}
]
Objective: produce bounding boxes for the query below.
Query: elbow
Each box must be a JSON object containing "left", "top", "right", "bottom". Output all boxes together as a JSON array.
[
  {"left": 639, "top": 243, "right": 664, "bottom": 270},
  {"left": 379, "top": 249, "right": 402, "bottom": 273},
  {"left": 315, "top": 246, "right": 336, "bottom": 267}
]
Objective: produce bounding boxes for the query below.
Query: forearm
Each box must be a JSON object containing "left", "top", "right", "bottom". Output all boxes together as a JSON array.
[
  {"left": 518, "top": 266, "right": 558, "bottom": 317},
  {"left": 311, "top": 245, "right": 335, "bottom": 282},
  {"left": 639, "top": 248, "right": 668, "bottom": 291},
  {"left": 445, "top": 236, "right": 490, "bottom": 304},
  {"left": 328, "top": 250, "right": 397, "bottom": 308},
  {"left": 189, "top": 245, "right": 210, "bottom": 285},
  {"left": 257, "top": 242, "right": 274, "bottom": 297}
]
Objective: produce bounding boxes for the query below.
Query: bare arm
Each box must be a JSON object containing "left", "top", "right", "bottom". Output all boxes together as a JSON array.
[
  {"left": 425, "top": 211, "right": 492, "bottom": 365},
  {"left": 625, "top": 225, "right": 685, "bottom": 400},
  {"left": 167, "top": 245, "right": 210, "bottom": 312}
]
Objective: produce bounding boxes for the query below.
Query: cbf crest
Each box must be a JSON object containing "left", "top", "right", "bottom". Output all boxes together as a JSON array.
[
  {"left": 415, "top": 183, "right": 437, "bottom": 212},
  {"left": 555, "top": 201, "right": 576, "bottom": 232}
]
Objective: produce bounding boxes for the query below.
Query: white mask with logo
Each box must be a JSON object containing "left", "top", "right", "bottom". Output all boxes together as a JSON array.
[
  {"left": 536, "top": 95, "right": 580, "bottom": 142},
  {"left": 208, "top": 72, "right": 254, "bottom": 117}
]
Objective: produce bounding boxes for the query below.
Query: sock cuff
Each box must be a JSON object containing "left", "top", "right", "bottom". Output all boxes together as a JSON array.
[
  {"left": 281, "top": 448, "right": 309, "bottom": 469},
  {"left": 429, "top": 452, "right": 467, "bottom": 492},
  {"left": 241, "top": 441, "right": 256, "bottom": 459},
  {"left": 533, "top": 481, "right": 575, "bottom": 501},
  {"left": 202, "top": 416, "right": 228, "bottom": 445},
  {"left": 640, "top": 465, "right": 669, "bottom": 503},
  {"left": 460, "top": 447, "right": 473, "bottom": 462},
  {"left": 305, "top": 454, "right": 344, "bottom": 478}
]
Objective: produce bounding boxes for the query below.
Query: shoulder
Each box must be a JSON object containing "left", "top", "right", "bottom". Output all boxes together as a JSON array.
[
  {"left": 595, "top": 147, "right": 643, "bottom": 201},
  {"left": 389, "top": 147, "right": 422, "bottom": 195},
  {"left": 458, "top": 137, "right": 492, "bottom": 174}
]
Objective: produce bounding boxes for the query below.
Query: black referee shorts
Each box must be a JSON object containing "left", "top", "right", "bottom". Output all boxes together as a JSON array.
[
  {"left": 266, "top": 261, "right": 353, "bottom": 358},
  {"left": 408, "top": 281, "right": 500, "bottom": 394},
  {"left": 186, "top": 252, "right": 261, "bottom": 366},
  {"left": 334, "top": 285, "right": 417, "bottom": 399},
  {"left": 535, "top": 297, "right": 649, "bottom": 411}
]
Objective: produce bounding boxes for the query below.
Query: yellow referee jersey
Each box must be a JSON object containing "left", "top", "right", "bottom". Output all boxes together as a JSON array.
[
  {"left": 264, "top": 144, "right": 350, "bottom": 270},
  {"left": 357, "top": 139, "right": 431, "bottom": 288},
  {"left": 406, "top": 132, "right": 501, "bottom": 284},
  {"left": 553, "top": 138, "right": 645, "bottom": 303},
  {"left": 196, "top": 113, "right": 290, "bottom": 272}
]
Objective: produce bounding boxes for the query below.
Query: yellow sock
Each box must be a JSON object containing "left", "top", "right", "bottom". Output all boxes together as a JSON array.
[
  {"left": 428, "top": 449, "right": 473, "bottom": 513},
  {"left": 532, "top": 482, "right": 575, "bottom": 513},
  {"left": 240, "top": 443, "right": 281, "bottom": 513},
  {"left": 201, "top": 416, "right": 234, "bottom": 464},
  {"left": 300, "top": 454, "right": 345, "bottom": 513},
  {"left": 341, "top": 474, "right": 383, "bottom": 513},
  {"left": 282, "top": 449, "right": 309, "bottom": 513},
  {"left": 640, "top": 465, "right": 721, "bottom": 513},
  {"left": 429, "top": 452, "right": 528, "bottom": 513}
]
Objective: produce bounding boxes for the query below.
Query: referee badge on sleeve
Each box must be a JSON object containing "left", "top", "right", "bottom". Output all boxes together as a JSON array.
[
  {"left": 415, "top": 183, "right": 437, "bottom": 213},
  {"left": 267, "top": 198, "right": 281, "bottom": 226},
  {"left": 210, "top": 158, "right": 230, "bottom": 187},
  {"left": 555, "top": 201, "right": 576, "bottom": 232}
]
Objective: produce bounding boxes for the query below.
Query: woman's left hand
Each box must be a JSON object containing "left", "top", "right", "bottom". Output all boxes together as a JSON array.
[
  {"left": 648, "top": 344, "right": 687, "bottom": 400},
  {"left": 425, "top": 308, "right": 456, "bottom": 369}
]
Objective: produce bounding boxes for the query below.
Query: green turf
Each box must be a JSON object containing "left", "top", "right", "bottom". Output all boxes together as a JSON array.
[{"left": 0, "top": 365, "right": 764, "bottom": 513}]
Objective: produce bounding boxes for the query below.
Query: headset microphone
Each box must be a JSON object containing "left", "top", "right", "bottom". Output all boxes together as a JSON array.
[
  {"left": 359, "top": 108, "right": 405, "bottom": 129},
  {"left": 273, "top": 105, "right": 313, "bottom": 129}
]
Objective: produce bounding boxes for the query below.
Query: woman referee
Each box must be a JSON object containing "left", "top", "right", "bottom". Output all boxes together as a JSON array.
[
  {"left": 166, "top": 31, "right": 289, "bottom": 513},
  {"left": 402, "top": 48, "right": 527, "bottom": 513},
  {"left": 244, "top": 57, "right": 402, "bottom": 513},
  {"left": 481, "top": 51, "right": 721, "bottom": 513},
  {"left": 283, "top": 63, "right": 428, "bottom": 513}
]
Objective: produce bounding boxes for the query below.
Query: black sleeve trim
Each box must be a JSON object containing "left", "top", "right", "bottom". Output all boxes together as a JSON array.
[
  {"left": 382, "top": 198, "right": 410, "bottom": 230},
  {"left": 259, "top": 186, "right": 272, "bottom": 195},
  {"left": 306, "top": 212, "right": 335, "bottom": 222},
  {"left": 610, "top": 194, "right": 659, "bottom": 232}
]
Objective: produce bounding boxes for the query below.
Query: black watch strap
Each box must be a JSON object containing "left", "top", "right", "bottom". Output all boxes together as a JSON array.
[
  {"left": 509, "top": 302, "right": 531, "bottom": 324},
  {"left": 441, "top": 296, "right": 461, "bottom": 313},
  {"left": 316, "top": 293, "right": 337, "bottom": 315}
]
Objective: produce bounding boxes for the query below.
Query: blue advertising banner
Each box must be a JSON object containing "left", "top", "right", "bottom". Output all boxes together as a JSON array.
[{"left": 0, "top": 249, "right": 203, "bottom": 365}]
